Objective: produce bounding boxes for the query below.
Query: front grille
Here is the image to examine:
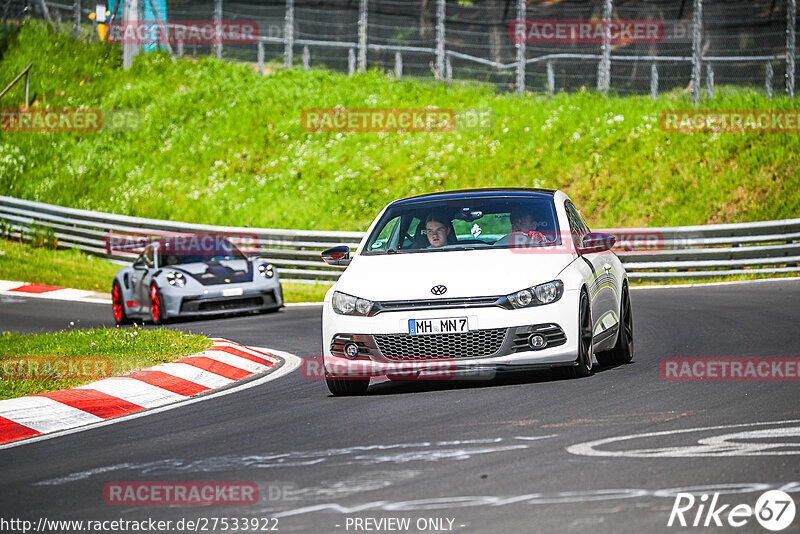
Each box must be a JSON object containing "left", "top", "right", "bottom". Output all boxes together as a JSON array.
[
  {"left": 191, "top": 296, "right": 262, "bottom": 312},
  {"left": 373, "top": 328, "right": 507, "bottom": 360},
  {"left": 511, "top": 323, "right": 567, "bottom": 352},
  {"left": 372, "top": 296, "right": 505, "bottom": 315}
]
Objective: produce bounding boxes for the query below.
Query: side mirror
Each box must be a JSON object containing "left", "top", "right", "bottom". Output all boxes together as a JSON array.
[
  {"left": 578, "top": 232, "right": 616, "bottom": 254},
  {"left": 321, "top": 245, "right": 351, "bottom": 266},
  {"left": 133, "top": 258, "right": 147, "bottom": 270}
]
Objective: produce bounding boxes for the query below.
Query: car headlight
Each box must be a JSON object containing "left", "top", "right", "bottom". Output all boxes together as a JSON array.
[
  {"left": 166, "top": 271, "right": 185, "bottom": 287},
  {"left": 257, "top": 262, "right": 275, "bottom": 278},
  {"left": 332, "top": 291, "right": 374, "bottom": 316},
  {"left": 507, "top": 280, "right": 563, "bottom": 308}
]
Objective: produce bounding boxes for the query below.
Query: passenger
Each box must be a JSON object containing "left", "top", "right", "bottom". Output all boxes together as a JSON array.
[
  {"left": 495, "top": 209, "right": 547, "bottom": 247},
  {"left": 425, "top": 213, "right": 452, "bottom": 248}
]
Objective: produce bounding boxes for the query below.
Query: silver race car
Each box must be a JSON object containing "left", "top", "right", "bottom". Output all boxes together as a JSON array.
[{"left": 110, "top": 234, "right": 283, "bottom": 324}]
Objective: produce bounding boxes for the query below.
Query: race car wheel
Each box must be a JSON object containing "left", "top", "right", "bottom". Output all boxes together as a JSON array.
[
  {"left": 111, "top": 281, "right": 130, "bottom": 325},
  {"left": 149, "top": 284, "right": 167, "bottom": 325},
  {"left": 597, "top": 284, "right": 634, "bottom": 366},
  {"left": 325, "top": 374, "right": 369, "bottom": 396},
  {"left": 564, "top": 291, "right": 593, "bottom": 379}
]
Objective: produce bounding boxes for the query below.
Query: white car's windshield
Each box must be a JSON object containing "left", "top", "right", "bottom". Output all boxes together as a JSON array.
[{"left": 363, "top": 196, "right": 561, "bottom": 254}]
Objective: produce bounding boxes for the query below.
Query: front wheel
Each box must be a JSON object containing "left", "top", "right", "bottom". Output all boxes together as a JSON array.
[
  {"left": 597, "top": 284, "right": 634, "bottom": 366},
  {"left": 563, "top": 291, "right": 593, "bottom": 379},
  {"left": 111, "top": 280, "right": 130, "bottom": 325},
  {"left": 149, "top": 284, "right": 167, "bottom": 325},
  {"left": 325, "top": 375, "right": 369, "bottom": 396}
]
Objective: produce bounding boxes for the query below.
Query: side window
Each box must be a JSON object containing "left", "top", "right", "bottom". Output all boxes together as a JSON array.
[
  {"left": 143, "top": 245, "right": 155, "bottom": 268},
  {"left": 564, "top": 201, "right": 586, "bottom": 248}
]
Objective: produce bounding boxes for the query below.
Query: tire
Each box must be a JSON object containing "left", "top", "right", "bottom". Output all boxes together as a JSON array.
[
  {"left": 563, "top": 291, "right": 593, "bottom": 379},
  {"left": 596, "top": 284, "right": 634, "bottom": 366},
  {"left": 111, "top": 280, "right": 130, "bottom": 325},
  {"left": 325, "top": 375, "right": 369, "bottom": 396},
  {"left": 149, "top": 283, "right": 167, "bottom": 325}
]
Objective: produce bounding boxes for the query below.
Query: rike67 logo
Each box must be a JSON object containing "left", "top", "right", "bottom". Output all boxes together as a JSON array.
[{"left": 668, "top": 490, "right": 795, "bottom": 531}]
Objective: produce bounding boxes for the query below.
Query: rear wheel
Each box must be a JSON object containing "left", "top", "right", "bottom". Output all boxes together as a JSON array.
[
  {"left": 111, "top": 281, "right": 129, "bottom": 325},
  {"left": 597, "top": 284, "right": 634, "bottom": 366},
  {"left": 149, "top": 284, "right": 167, "bottom": 325},
  {"left": 325, "top": 375, "right": 369, "bottom": 396},
  {"left": 563, "top": 291, "right": 593, "bottom": 379}
]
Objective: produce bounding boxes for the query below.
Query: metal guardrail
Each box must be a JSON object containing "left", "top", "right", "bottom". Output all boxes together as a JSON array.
[{"left": 1, "top": 195, "right": 799, "bottom": 283}]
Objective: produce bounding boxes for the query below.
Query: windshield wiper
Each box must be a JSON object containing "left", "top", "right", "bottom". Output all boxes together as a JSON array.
[{"left": 386, "top": 248, "right": 398, "bottom": 254}]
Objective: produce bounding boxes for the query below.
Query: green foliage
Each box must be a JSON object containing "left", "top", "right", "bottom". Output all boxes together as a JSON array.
[{"left": 0, "top": 21, "right": 798, "bottom": 233}]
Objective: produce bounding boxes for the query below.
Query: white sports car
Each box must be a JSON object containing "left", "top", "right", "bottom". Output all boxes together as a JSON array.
[{"left": 320, "top": 188, "right": 633, "bottom": 396}]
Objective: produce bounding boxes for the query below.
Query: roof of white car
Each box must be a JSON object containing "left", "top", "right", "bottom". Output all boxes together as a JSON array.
[{"left": 392, "top": 188, "right": 558, "bottom": 206}]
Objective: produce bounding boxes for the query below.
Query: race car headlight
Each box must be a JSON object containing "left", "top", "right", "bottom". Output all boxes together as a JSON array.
[
  {"left": 166, "top": 271, "right": 185, "bottom": 287},
  {"left": 332, "top": 291, "right": 374, "bottom": 316},
  {"left": 507, "top": 280, "right": 563, "bottom": 308},
  {"left": 257, "top": 262, "right": 275, "bottom": 278}
]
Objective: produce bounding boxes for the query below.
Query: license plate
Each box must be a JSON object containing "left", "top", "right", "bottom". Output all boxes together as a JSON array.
[
  {"left": 408, "top": 317, "right": 469, "bottom": 335},
  {"left": 222, "top": 288, "right": 243, "bottom": 297}
]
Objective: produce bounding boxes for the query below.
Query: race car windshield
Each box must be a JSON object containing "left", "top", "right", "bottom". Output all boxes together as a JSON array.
[
  {"left": 363, "top": 196, "right": 562, "bottom": 254},
  {"left": 158, "top": 237, "right": 248, "bottom": 265}
]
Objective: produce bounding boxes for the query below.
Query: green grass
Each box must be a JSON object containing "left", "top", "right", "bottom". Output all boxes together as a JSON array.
[
  {"left": 0, "top": 21, "right": 797, "bottom": 234},
  {"left": 0, "top": 327, "right": 211, "bottom": 399},
  {"left": 0, "top": 237, "right": 331, "bottom": 302}
]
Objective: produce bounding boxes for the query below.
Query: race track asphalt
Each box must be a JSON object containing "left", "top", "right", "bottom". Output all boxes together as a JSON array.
[{"left": 1, "top": 279, "right": 799, "bottom": 534}]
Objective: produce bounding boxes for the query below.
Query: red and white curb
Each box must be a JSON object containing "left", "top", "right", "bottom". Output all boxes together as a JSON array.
[
  {"left": 0, "top": 338, "right": 283, "bottom": 446},
  {"left": 0, "top": 280, "right": 111, "bottom": 304}
]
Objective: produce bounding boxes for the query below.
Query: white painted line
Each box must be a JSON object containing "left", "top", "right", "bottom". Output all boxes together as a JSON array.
[
  {"left": 0, "top": 347, "right": 300, "bottom": 450},
  {"left": 76, "top": 377, "right": 186, "bottom": 409},
  {"left": 201, "top": 350, "right": 270, "bottom": 374},
  {"left": 0, "top": 396, "right": 104, "bottom": 434},
  {"left": 631, "top": 277, "right": 800, "bottom": 290},
  {"left": 143, "top": 362, "right": 234, "bottom": 390},
  {"left": 208, "top": 341, "right": 281, "bottom": 363}
]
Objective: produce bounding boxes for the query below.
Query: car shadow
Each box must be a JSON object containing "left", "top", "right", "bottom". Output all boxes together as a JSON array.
[{"left": 362, "top": 361, "right": 632, "bottom": 396}]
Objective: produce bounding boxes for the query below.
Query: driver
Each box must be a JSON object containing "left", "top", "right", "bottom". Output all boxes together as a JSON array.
[{"left": 425, "top": 213, "right": 452, "bottom": 248}]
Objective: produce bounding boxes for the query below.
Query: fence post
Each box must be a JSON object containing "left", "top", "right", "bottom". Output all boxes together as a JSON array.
[
  {"left": 73, "top": 0, "right": 80, "bottom": 38},
  {"left": 177, "top": 38, "right": 184, "bottom": 58},
  {"left": 691, "top": 0, "right": 703, "bottom": 105},
  {"left": 706, "top": 63, "right": 714, "bottom": 99},
  {"left": 257, "top": 41, "right": 264, "bottom": 74},
  {"left": 214, "top": 0, "right": 222, "bottom": 59},
  {"left": 515, "top": 0, "right": 526, "bottom": 93},
  {"left": 435, "top": 0, "right": 445, "bottom": 80},
  {"left": 303, "top": 45, "right": 310, "bottom": 70},
  {"left": 56, "top": 10, "right": 61, "bottom": 28},
  {"left": 92, "top": 16, "right": 98, "bottom": 41},
  {"left": 122, "top": 0, "right": 139, "bottom": 70},
  {"left": 284, "top": 0, "right": 294, "bottom": 68},
  {"left": 597, "top": 0, "right": 612, "bottom": 92},
  {"left": 650, "top": 63, "right": 658, "bottom": 99},
  {"left": 358, "top": 0, "right": 367, "bottom": 72},
  {"left": 766, "top": 61, "right": 774, "bottom": 99},
  {"left": 788, "top": 0, "right": 796, "bottom": 98},
  {"left": 394, "top": 51, "right": 402, "bottom": 79},
  {"left": 348, "top": 48, "right": 355, "bottom": 76},
  {"left": 547, "top": 60, "right": 554, "bottom": 96},
  {"left": 445, "top": 56, "right": 452, "bottom": 84}
]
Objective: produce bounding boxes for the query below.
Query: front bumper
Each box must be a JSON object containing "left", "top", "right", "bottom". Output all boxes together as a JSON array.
[
  {"left": 163, "top": 285, "right": 283, "bottom": 317},
  {"left": 322, "top": 290, "right": 580, "bottom": 377}
]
